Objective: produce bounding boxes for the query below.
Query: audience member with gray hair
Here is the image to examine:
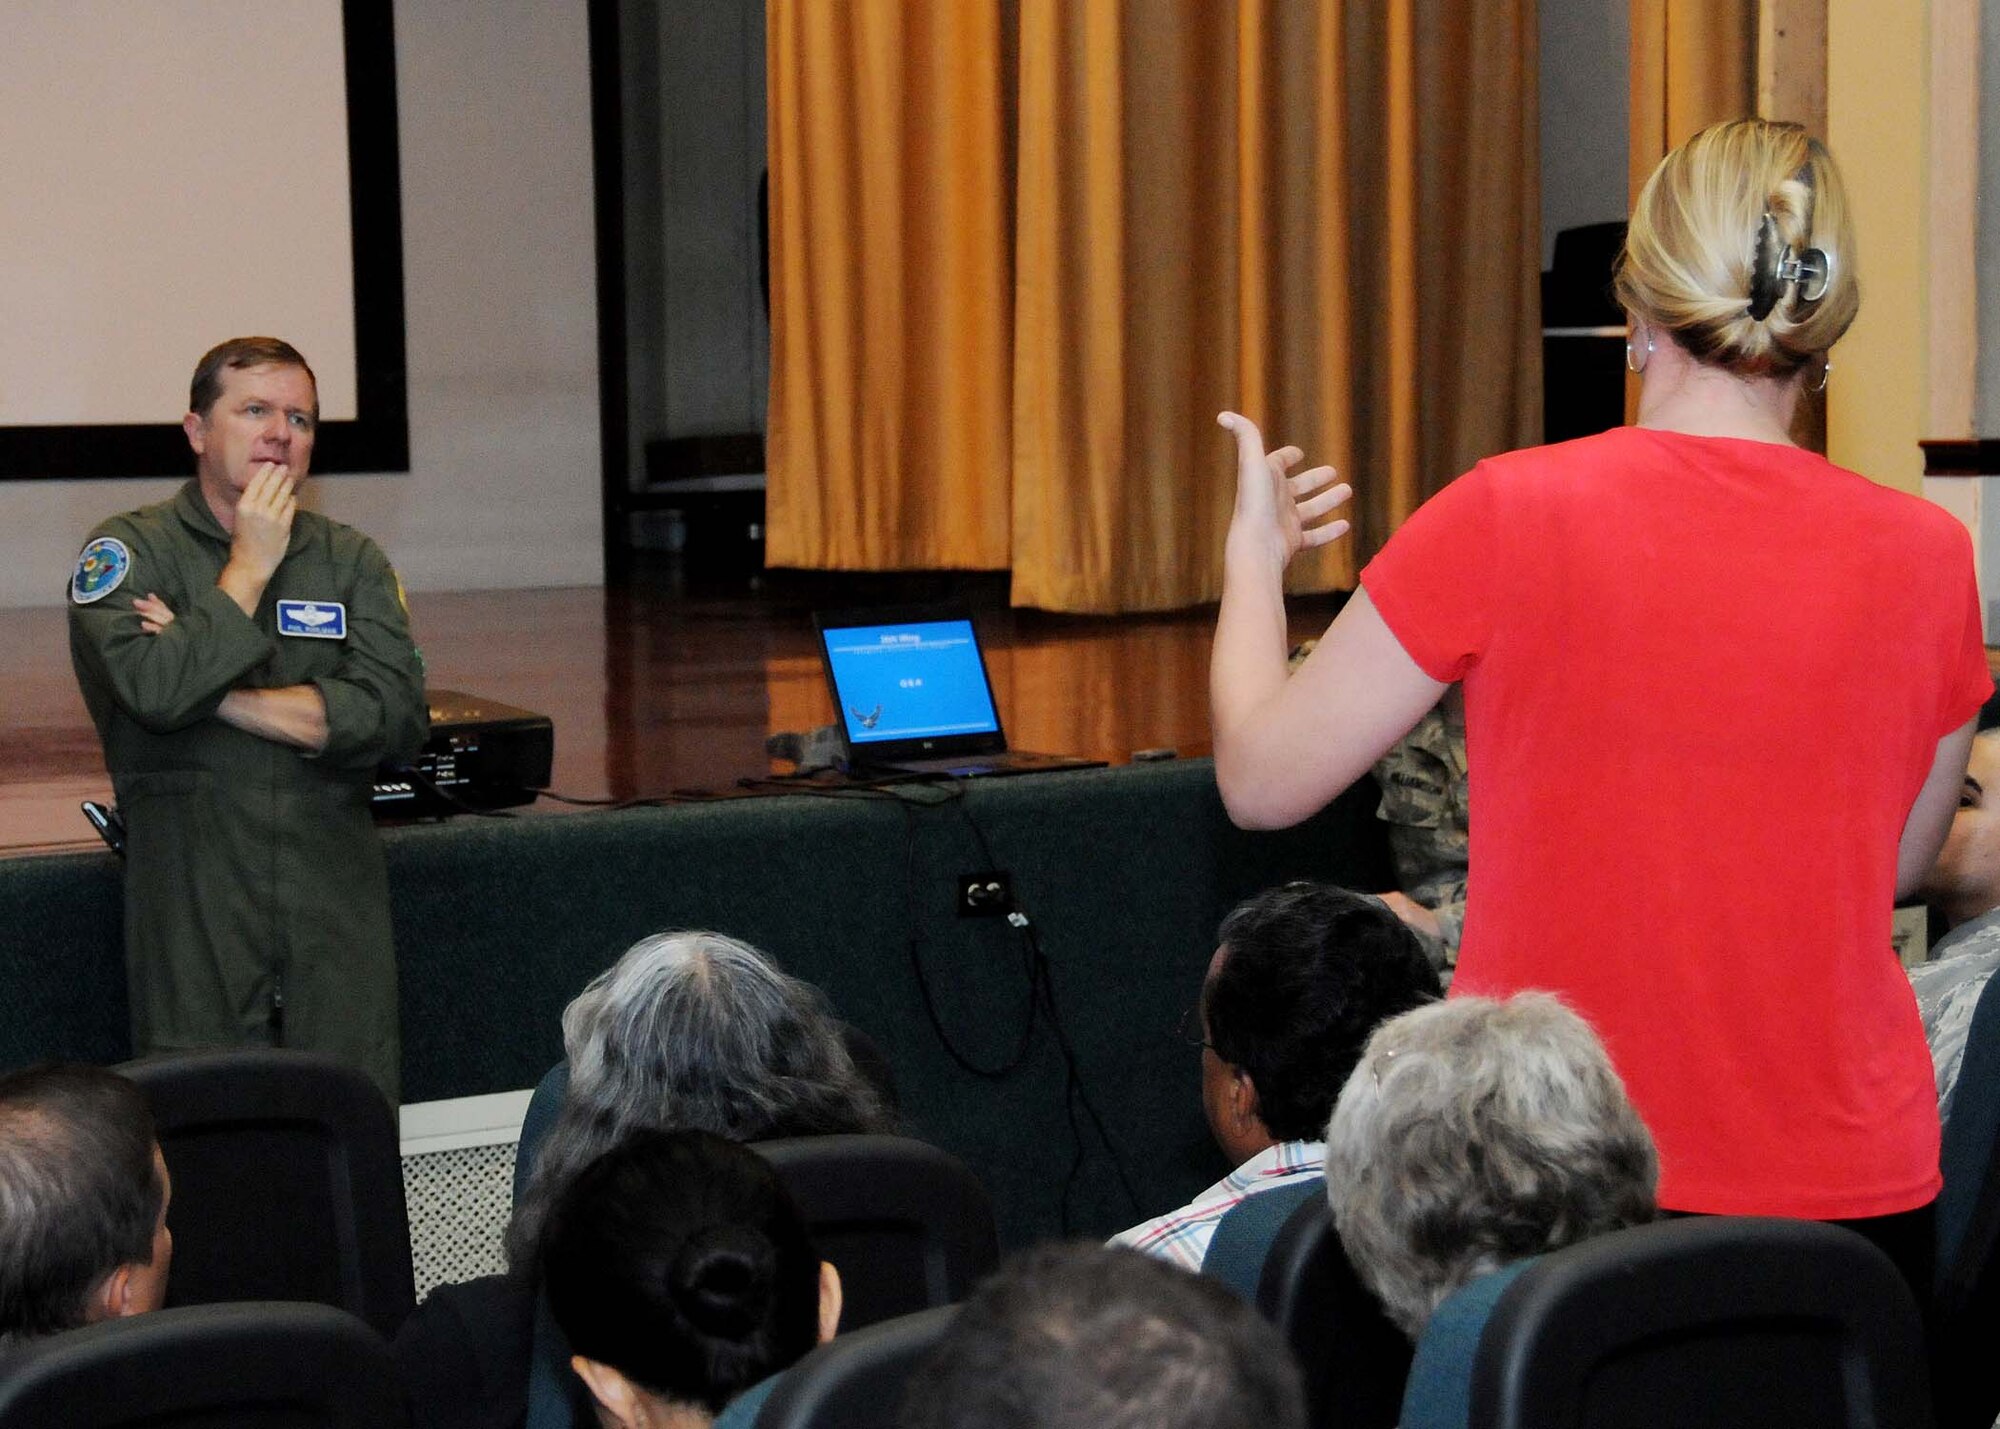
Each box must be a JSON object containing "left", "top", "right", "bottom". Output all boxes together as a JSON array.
[
  {"left": 1325, "top": 993, "right": 1657, "bottom": 1337},
  {"left": 507, "top": 930, "right": 898, "bottom": 1272},
  {"left": 396, "top": 931, "right": 895, "bottom": 1429},
  {"left": 0, "top": 1063, "right": 173, "bottom": 1348},
  {"left": 899, "top": 1241, "right": 1305, "bottom": 1429}
]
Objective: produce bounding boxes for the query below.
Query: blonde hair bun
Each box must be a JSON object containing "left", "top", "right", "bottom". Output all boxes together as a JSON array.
[{"left": 1615, "top": 118, "right": 1857, "bottom": 376}]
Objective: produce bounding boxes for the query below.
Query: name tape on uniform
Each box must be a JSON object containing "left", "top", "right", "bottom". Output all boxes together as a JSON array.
[{"left": 277, "top": 600, "right": 347, "bottom": 639}]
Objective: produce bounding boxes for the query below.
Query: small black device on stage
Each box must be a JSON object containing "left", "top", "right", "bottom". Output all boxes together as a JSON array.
[
  {"left": 373, "top": 688, "right": 554, "bottom": 819},
  {"left": 81, "top": 800, "right": 126, "bottom": 855}
]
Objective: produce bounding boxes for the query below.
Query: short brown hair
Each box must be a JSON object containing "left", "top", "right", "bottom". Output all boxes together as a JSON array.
[
  {"left": 1615, "top": 118, "right": 1858, "bottom": 376},
  {"left": 188, "top": 337, "right": 318, "bottom": 417}
]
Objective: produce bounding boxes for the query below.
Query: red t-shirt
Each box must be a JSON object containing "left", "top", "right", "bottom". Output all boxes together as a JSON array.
[{"left": 1361, "top": 427, "right": 1992, "bottom": 1217}]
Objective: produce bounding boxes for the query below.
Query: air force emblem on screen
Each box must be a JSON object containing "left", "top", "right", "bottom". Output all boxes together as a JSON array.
[{"left": 277, "top": 600, "right": 347, "bottom": 639}]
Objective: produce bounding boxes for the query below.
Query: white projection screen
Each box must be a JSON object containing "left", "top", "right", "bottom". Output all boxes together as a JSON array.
[{"left": 0, "top": 0, "right": 406, "bottom": 476}]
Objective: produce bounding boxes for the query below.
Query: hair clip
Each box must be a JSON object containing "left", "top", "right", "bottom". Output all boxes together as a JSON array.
[
  {"left": 1749, "top": 213, "right": 1834, "bottom": 320},
  {"left": 1779, "top": 247, "right": 1834, "bottom": 304},
  {"left": 1369, "top": 1046, "right": 1400, "bottom": 1087}
]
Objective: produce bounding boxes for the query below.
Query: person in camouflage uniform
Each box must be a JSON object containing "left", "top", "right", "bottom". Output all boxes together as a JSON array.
[
  {"left": 1913, "top": 717, "right": 2000, "bottom": 1126},
  {"left": 1291, "top": 640, "right": 1467, "bottom": 978}
]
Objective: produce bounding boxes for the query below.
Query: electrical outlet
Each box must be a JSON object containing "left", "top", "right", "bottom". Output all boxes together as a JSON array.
[{"left": 956, "top": 872, "right": 1013, "bottom": 917}]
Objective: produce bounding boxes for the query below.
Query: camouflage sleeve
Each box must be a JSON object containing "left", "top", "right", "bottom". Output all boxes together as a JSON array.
[{"left": 1909, "top": 943, "right": 2000, "bottom": 1124}]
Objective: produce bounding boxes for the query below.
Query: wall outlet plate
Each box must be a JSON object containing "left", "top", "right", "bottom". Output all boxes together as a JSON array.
[{"left": 956, "top": 872, "right": 1013, "bottom": 917}]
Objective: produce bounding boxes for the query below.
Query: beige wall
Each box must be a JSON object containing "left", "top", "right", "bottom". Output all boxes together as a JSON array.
[
  {"left": 0, "top": 0, "right": 602, "bottom": 609},
  {"left": 1826, "top": 0, "right": 1931, "bottom": 494}
]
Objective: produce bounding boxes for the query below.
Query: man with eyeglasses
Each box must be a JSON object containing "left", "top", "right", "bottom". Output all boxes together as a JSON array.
[{"left": 1112, "top": 882, "right": 1439, "bottom": 1270}]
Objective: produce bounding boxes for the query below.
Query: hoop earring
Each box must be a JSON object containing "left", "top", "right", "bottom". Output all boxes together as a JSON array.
[
  {"left": 1625, "top": 325, "right": 1653, "bottom": 375},
  {"left": 1811, "top": 359, "right": 1831, "bottom": 395}
]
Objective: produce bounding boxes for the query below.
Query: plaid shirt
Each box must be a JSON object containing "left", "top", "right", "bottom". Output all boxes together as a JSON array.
[{"left": 1109, "top": 1140, "right": 1327, "bottom": 1272}]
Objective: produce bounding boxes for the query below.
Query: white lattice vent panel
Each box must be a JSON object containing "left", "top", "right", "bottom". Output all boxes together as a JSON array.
[{"left": 399, "top": 1090, "right": 533, "bottom": 1301}]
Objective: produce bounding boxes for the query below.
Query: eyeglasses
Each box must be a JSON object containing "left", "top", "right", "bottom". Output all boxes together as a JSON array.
[{"left": 1176, "top": 1005, "right": 1216, "bottom": 1053}]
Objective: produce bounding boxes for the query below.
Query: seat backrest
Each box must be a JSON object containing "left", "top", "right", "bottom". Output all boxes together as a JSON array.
[
  {"left": 751, "top": 1305, "right": 957, "bottom": 1429},
  {"left": 1933, "top": 966, "right": 2000, "bottom": 1429},
  {"left": 512, "top": 1060, "right": 570, "bottom": 1204},
  {"left": 0, "top": 1301, "right": 408, "bottom": 1428},
  {"left": 120, "top": 1048, "right": 415, "bottom": 1337},
  {"left": 753, "top": 1135, "right": 999, "bottom": 1330},
  {"left": 1203, "top": 1177, "right": 1325, "bottom": 1302},
  {"left": 1463, "top": 1218, "right": 1931, "bottom": 1429},
  {"left": 1256, "top": 1195, "right": 1413, "bottom": 1429}
]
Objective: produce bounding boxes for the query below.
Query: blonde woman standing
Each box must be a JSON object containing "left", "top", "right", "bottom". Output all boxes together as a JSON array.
[{"left": 1211, "top": 119, "right": 1989, "bottom": 1285}]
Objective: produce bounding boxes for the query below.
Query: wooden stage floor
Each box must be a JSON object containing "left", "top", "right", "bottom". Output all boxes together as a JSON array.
[{"left": 3, "top": 565, "right": 1345, "bottom": 856}]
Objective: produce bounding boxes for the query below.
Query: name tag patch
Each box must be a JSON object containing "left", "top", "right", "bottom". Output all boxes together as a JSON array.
[
  {"left": 70, "top": 537, "right": 131, "bottom": 604},
  {"left": 277, "top": 600, "right": 346, "bottom": 639}
]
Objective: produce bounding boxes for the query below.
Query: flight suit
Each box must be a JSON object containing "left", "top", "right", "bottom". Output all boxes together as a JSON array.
[{"left": 68, "top": 480, "right": 427, "bottom": 1101}]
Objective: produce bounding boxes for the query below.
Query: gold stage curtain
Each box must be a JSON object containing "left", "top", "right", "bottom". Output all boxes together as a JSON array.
[
  {"left": 768, "top": 1, "right": 1540, "bottom": 614},
  {"left": 765, "top": 1, "right": 1014, "bottom": 570},
  {"left": 1625, "top": 0, "right": 1756, "bottom": 421},
  {"left": 1629, "top": 0, "right": 1756, "bottom": 195},
  {"left": 1012, "top": 0, "right": 1540, "bottom": 612}
]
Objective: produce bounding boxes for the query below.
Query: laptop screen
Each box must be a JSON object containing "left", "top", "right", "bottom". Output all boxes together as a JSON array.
[{"left": 818, "top": 616, "right": 1003, "bottom": 748}]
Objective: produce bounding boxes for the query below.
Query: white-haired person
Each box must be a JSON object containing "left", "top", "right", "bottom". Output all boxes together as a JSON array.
[
  {"left": 1211, "top": 117, "right": 1988, "bottom": 1292},
  {"left": 1326, "top": 993, "right": 1657, "bottom": 1427},
  {"left": 395, "top": 931, "right": 897, "bottom": 1429}
]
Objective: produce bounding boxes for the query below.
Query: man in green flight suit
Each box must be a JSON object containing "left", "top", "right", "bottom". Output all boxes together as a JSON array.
[{"left": 67, "top": 337, "right": 427, "bottom": 1103}]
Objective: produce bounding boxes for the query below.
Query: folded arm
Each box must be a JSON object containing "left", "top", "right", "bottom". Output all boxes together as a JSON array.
[
  {"left": 217, "top": 685, "right": 329, "bottom": 753},
  {"left": 71, "top": 579, "right": 275, "bottom": 733},
  {"left": 307, "top": 542, "right": 429, "bottom": 771}
]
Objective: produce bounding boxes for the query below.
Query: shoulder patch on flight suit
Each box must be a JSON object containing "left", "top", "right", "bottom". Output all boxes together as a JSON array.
[
  {"left": 277, "top": 600, "right": 347, "bottom": 638},
  {"left": 70, "top": 537, "right": 131, "bottom": 604}
]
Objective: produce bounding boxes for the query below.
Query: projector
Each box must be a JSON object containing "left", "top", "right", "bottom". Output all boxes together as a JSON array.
[{"left": 372, "top": 688, "right": 553, "bottom": 818}]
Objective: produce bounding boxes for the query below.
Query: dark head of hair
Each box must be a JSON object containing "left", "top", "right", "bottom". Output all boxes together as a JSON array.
[
  {"left": 541, "top": 1128, "right": 822, "bottom": 1415},
  {"left": 899, "top": 1242, "right": 1305, "bottom": 1429},
  {"left": 1205, "top": 884, "right": 1440, "bottom": 1142},
  {"left": 507, "top": 931, "right": 896, "bottom": 1272},
  {"left": 0, "top": 1063, "right": 163, "bottom": 1347},
  {"left": 1977, "top": 692, "right": 2000, "bottom": 736},
  {"left": 188, "top": 336, "right": 318, "bottom": 417}
]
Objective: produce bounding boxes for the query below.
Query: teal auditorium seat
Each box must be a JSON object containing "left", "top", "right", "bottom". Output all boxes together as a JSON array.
[
  {"left": 1201, "top": 1176, "right": 1325, "bottom": 1300},
  {"left": 0, "top": 759, "right": 1389, "bottom": 1245},
  {"left": 1412, "top": 1219, "right": 1929, "bottom": 1429}
]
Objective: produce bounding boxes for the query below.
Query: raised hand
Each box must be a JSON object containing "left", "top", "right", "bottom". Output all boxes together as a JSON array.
[
  {"left": 231, "top": 462, "right": 298, "bottom": 581},
  {"left": 1217, "top": 411, "right": 1353, "bottom": 574},
  {"left": 218, "top": 463, "right": 298, "bottom": 616}
]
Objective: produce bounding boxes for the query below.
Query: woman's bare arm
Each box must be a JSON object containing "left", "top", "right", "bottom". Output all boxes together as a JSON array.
[
  {"left": 1210, "top": 413, "right": 1446, "bottom": 829},
  {"left": 1898, "top": 718, "right": 1977, "bottom": 900}
]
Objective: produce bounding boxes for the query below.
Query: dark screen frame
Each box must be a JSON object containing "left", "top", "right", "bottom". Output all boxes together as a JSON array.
[
  {"left": 813, "top": 604, "right": 1012, "bottom": 764},
  {"left": 0, "top": 0, "right": 408, "bottom": 480}
]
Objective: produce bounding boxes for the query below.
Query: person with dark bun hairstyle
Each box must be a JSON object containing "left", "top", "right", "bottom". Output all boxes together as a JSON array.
[
  {"left": 1210, "top": 118, "right": 1990, "bottom": 1286},
  {"left": 541, "top": 1129, "right": 840, "bottom": 1429}
]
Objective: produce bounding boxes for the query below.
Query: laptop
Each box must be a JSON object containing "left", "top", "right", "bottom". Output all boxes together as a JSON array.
[{"left": 813, "top": 605, "right": 1105, "bottom": 778}]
